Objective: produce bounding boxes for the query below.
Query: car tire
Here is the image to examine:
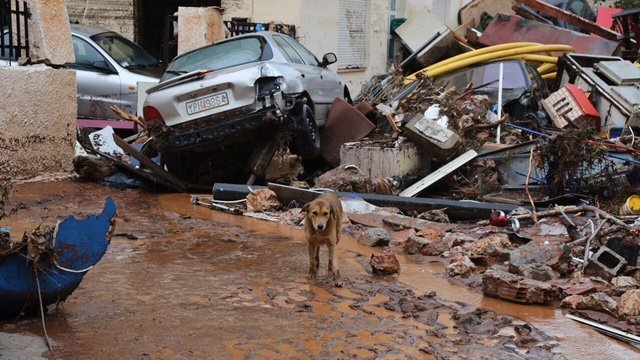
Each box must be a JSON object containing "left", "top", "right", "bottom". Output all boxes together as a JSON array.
[{"left": 292, "top": 103, "right": 321, "bottom": 159}]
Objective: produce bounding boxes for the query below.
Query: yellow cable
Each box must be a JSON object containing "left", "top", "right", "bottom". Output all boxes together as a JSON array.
[
  {"left": 425, "top": 42, "right": 542, "bottom": 72},
  {"left": 404, "top": 44, "right": 575, "bottom": 83},
  {"left": 536, "top": 63, "right": 557, "bottom": 74},
  {"left": 542, "top": 72, "right": 557, "bottom": 80}
]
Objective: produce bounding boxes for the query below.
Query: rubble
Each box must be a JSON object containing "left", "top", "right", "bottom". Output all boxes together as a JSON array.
[
  {"left": 446, "top": 255, "right": 476, "bottom": 277},
  {"left": 560, "top": 292, "right": 619, "bottom": 316},
  {"left": 246, "top": 189, "right": 281, "bottom": 213},
  {"left": 482, "top": 269, "right": 557, "bottom": 304},
  {"left": 509, "top": 241, "right": 571, "bottom": 276},
  {"left": 584, "top": 246, "right": 628, "bottom": 282},
  {"left": 370, "top": 250, "right": 400, "bottom": 275},
  {"left": 618, "top": 289, "right": 640, "bottom": 322},
  {"left": 359, "top": 228, "right": 391, "bottom": 247}
]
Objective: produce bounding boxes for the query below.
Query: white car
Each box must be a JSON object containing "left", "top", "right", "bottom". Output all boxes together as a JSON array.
[{"left": 143, "top": 32, "right": 349, "bottom": 159}]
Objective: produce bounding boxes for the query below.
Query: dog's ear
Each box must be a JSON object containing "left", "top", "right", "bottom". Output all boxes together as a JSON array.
[
  {"left": 302, "top": 202, "right": 309, "bottom": 213},
  {"left": 330, "top": 207, "right": 337, "bottom": 222}
]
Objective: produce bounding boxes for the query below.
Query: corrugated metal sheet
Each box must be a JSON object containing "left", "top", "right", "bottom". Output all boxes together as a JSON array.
[
  {"left": 66, "top": 0, "right": 136, "bottom": 40},
  {"left": 338, "top": 0, "right": 366, "bottom": 69}
]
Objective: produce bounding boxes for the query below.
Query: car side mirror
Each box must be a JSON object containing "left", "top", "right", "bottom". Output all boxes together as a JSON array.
[
  {"left": 322, "top": 53, "right": 337, "bottom": 67},
  {"left": 92, "top": 61, "right": 113, "bottom": 73}
]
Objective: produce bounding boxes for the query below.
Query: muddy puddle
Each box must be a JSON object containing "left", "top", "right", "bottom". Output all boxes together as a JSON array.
[{"left": 0, "top": 181, "right": 638, "bottom": 359}]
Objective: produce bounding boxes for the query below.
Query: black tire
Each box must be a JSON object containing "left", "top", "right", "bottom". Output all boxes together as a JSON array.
[{"left": 292, "top": 103, "right": 321, "bottom": 159}]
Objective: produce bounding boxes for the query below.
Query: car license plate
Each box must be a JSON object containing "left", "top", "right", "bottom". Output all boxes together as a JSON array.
[{"left": 186, "top": 92, "right": 229, "bottom": 115}]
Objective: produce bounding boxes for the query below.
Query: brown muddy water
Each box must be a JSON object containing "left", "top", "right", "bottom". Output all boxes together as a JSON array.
[{"left": 0, "top": 181, "right": 638, "bottom": 359}]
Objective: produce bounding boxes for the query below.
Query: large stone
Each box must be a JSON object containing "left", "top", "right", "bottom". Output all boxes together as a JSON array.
[
  {"left": 561, "top": 292, "right": 618, "bottom": 315},
  {"left": 23, "top": 0, "right": 75, "bottom": 64},
  {"left": 177, "top": 7, "right": 225, "bottom": 56},
  {"left": 521, "top": 263, "right": 557, "bottom": 282},
  {"left": 246, "top": 189, "right": 280, "bottom": 212},
  {"left": 443, "top": 232, "right": 475, "bottom": 248},
  {"left": 482, "top": 269, "right": 557, "bottom": 304},
  {"left": 420, "top": 238, "right": 450, "bottom": 256},
  {"left": 618, "top": 289, "right": 640, "bottom": 321},
  {"left": 612, "top": 276, "right": 638, "bottom": 293},
  {"left": 403, "top": 235, "right": 427, "bottom": 255},
  {"left": 446, "top": 255, "right": 476, "bottom": 277},
  {"left": 359, "top": 228, "right": 391, "bottom": 247},
  {"left": 370, "top": 250, "right": 400, "bottom": 275},
  {"left": 0, "top": 66, "right": 76, "bottom": 180},
  {"left": 463, "top": 233, "right": 511, "bottom": 266},
  {"left": 509, "top": 241, "right": 571, "bottom": 276}
]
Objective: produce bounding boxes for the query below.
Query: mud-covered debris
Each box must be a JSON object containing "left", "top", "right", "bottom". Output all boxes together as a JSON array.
[
  {"left": 420, "top": 237, "right": 450, "bottom": 256},
  {"left": 446, "top": 255, "right": 476, "bottom": 277},
  {"left": 521, "top": 263, "right": 558, "bottom": 282},
  {"left": 619, "top": 289, "right": 640, "bottom": 323},
  {"left": 73, "top": 156, "right": 118, "bottom": 182},
  {"left": 482, "top": 269, "right": 557, "bottom": 304},
  {"left": 246, "top": 189, "right": 281, "bottom": 213},
  {"left": 462, "top": 233, "right": 511, "bottom": 266},
  {"left": 403, "top": 235, "right": 428, "bottom": 255},
  {"left": 315, "top": 165, "right": 374, "bottom": 193},
  {"left": 22, "top": 224, "right": 55, "bottom": 261},
  {"left": 612, "top": 276, "right": 639, "bottom": 293},
  {"left": 416, "top": 209, "right": 450, "bottom": 223},
  {"left": 370, "top": 250, "right": 400, "bottom": 275},
  {"left": 0, "top": 182, "right": 10, "bottom": 220},
  {"left": 443, "top": 232, "right": 476, "bottom": 248},
  {"left": 509, "top": 241, "right": 572, "bottom": 276},
  {"left": 359, "top": 227, "right": 391, "bottom": 247},
  {"left": 561, "top": 292, "right": 619, "bottom": 316}
]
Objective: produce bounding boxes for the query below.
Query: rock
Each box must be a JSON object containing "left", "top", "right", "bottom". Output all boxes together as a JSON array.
[
  {"left": 443, "top": 232, "right": 475, "bottom": 248},
  {"left": 482, "top": 269, "right": 556, "bottom": 304},
  {"left": 570, "top": 246, "right": 585, "bottom": 259},
  {"left": 370, "top": 250, "right": 400, "bottom": 275},
  {"left": 561, "top": 292, "right": 618, "bottom": 315},
  {"left": 246, "top": 189, "right": 281, "bottom": 213},
  {"left": 315, "top": 165, "right": 373, "bottom": 193},
  {"left": 359, "top": 228, "right": 391, "bottom": 247},
  {"left": 417, "top": 209, "right": 450, "bottom": 223},
  {"left": 420, "top": 238, "right": 450, "bottom": 256},
  {"left": 509, "top": 241, "right": 571, "bottom": 276},
  {"left": 563, "top": 281, "right": 598, "bottom": 296},
  {"left": 446, "top": 255, "right": 476, "bottom": 277},
  {"left": 416, "top": 226, "right": 444, "bottom": 241},
  {"left": 403, "top": 235, "right": 427, "bottom": 255},
  {"left": 463, "top": 233, "right": 511, "bottom": 266},
  {"left": 619, "top": 289, "right": 640, "bottom": 322},
  {"left": 612, "top": 276, "right": 638, "bottom": 293},
  {"left": 521, "top": 263, "right": 557, "bottom": 282}
]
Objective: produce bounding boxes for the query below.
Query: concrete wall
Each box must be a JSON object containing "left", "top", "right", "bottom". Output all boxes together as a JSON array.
[
  {"left": 177, "top": 7, "right": 225, "bottom": 55},
  {"left": 0, "top": 66, "right": 77, "bottom": 180},
  {"left": 66, "top": 0, "right": 136, "bottom": 41},
  {"left": 24, "top": 0, "right": 75, "bottom": 64}
]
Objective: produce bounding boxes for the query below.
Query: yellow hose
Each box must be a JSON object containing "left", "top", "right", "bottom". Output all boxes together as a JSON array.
[
  {"left": 542, "top": 72, "right": 557, "bottom": 80},
  {"left": 404, "top": 44, "right": 575, "bottom": 83},
  {"left": 500, "top": 54, "right": 558, "bottom": 64},
  {"left": 425, "top": 42, "right": 542, "bottom": 72},
  {"left": 536, "top": 63, "right": 557, "bottom": 74}
]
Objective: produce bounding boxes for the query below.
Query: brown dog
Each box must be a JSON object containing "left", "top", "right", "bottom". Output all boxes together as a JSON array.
[{"left": 303, "top": 193, "right": 343, "bottom": 284}]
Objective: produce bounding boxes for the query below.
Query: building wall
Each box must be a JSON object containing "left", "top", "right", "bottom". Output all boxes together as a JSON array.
[{"left": 66, "top": 0, "right": 136, "bottom": 40}]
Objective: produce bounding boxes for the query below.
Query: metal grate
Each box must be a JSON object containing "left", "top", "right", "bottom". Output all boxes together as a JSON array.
[
  {"left": 224, "top": 20, "right": 296, "bottom": 39},
  {"left": 0, "top": 0, "right": 29, "bottom": 62}
]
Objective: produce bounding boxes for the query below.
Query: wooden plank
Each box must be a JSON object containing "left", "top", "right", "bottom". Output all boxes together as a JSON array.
[
  {"left": 399, "top": 150, "right": 478, "bottom": 197},
  {"left": 517, "top": 0, "right": 620, "bottom": 41},
  {"left": 112, "top": 134, "right": 188, "bottom": 192}
]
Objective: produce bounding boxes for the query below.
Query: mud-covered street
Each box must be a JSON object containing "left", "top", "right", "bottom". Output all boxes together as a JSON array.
[{"left": 0, "top": 181, "right": 637, "bottom": 359}]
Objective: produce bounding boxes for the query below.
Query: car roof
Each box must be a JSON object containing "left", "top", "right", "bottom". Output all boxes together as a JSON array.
[{"left": 70, "top": 23, "right": 112, "bottom": 37}]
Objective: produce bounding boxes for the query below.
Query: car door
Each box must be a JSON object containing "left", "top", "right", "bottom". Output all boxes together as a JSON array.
[
  {"left": 67, "top": 36, "right": 122, "bottom": 119},
  {"left": 284, "top": 36, "right": 343, "bottom": 121}
]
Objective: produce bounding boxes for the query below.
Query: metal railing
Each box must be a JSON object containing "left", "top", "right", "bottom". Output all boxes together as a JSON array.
[
  {"left": 223, "top": 20, "right": 296, "bottom": 38},
  {"left": 0, "top": 0, "right": 29, "bottom": 62}
]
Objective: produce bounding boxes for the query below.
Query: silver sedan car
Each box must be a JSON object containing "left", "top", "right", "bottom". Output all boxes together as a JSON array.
[{"left": 143, "top": 32, "right": 348, "bottom": 159}]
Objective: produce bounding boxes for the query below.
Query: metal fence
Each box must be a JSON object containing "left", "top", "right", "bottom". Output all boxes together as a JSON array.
[
  {"left": 0, "top": 0, "right": 29, "bottom": 62},
  {"left": 223, "top": 20, "right": 296, "bottom": 38}
]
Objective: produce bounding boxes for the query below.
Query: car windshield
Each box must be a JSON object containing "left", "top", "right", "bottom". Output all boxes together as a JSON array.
[
  {"left": 161, "top": 37, "right": 268, "bottom": 81},
  {"left": 91, "top": 32, "right": 158, "bottom": 68},
  {"left": 435, "top": 61, "right": 530, "bottom": 101}
]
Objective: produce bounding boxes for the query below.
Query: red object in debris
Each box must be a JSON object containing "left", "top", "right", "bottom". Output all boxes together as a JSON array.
[
  {"left": 319, "top": 98, "right": 375, "bottom": 166},
  {"left": 596, "top": 7, "right": 622, "bottom": 30},
  {"left": 479, "top": 14, "right": 618, "bottom": 56},
  {"left": 489, "top": 210, "right": 507, "bottom": 226},
  {"left": 565, "top": 84, "right": 600, "bottom": 120}
]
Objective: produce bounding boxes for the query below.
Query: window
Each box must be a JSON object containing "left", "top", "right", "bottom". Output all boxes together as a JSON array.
[
  {"left": 70, "top": 36, "right": 108, "bottom": 70},
  {"left": 284, "top": 37, "right": 320, "bottom": 66},
  {"left": 162, "top": 36, "right": 269, "bottom": 81},
  {"left": 91, "top": 32, "right": 158, "bottom": 68},
  {"left": 272, "top": 35, "right": 304, "bottom": 64},
  {"left": 338, "top": 0, "right": 366, "bottom": 69}
]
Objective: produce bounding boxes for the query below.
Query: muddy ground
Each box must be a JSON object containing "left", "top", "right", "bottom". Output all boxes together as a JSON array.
[{"left": 0, "top": 181, "right": 638, "bottom": 359}]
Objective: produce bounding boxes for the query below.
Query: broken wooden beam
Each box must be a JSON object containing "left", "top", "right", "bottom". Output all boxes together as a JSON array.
[
  {"left": 517, "top": 0, "right": 620, "bottom": 41},
  {"left": 399, "top": 150, "right": 478, "bottom": 197},
  {"left": 212, "top": 182, "right": 525, "bottom": 221}
]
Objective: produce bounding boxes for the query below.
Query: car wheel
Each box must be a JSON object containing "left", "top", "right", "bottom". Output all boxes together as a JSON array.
[{"left": 292, "top": 103, "right": 321, "bottom": 159}]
